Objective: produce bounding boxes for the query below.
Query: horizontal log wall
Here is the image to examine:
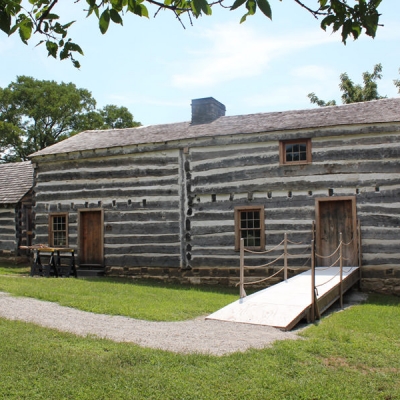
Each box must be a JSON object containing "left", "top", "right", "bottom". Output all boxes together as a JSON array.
[
  {"left": 32, "top": 124, "right": 400, "bottom": 293},
  {"left": 186, "top": 127, "right": 400, "bottom": 292},
  {"left": 0, "top": 206, "right": 17, "bottom": 253},
  {"left": 33, "top": 149, "right": 186, "bottom": 270}
]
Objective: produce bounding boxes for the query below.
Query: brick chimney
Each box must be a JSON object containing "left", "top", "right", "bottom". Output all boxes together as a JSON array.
[{"left": 191, "top": 97, "right": 226, "bottom": 125}]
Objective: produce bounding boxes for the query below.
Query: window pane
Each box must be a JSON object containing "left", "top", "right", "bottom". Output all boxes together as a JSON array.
[
  {"left": 284, "top": 140, "right": 309, "bottom": 164},
  {"left": 237, "top": 208, "right": 263, "bottom": 249},
  {"left": 54, "top": 232, "right": 66, "bottom": 246},
  {"left": 51, "top": 215, "right": 67, "bottom": 246}
]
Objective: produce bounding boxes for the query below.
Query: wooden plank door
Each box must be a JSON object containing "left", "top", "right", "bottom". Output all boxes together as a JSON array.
[
  {"left": 79, "top": 209, "right": 104, "bottom": 266},
  {"left": 316, "top": 197, "right": 357, "bottom": 267}
]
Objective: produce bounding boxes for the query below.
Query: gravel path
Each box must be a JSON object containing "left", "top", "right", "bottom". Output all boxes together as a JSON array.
[{"left": 0, "top": 291, "right": 299, "bottom": 356}]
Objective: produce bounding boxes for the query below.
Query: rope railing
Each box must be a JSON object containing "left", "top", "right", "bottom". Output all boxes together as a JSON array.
[
  {"left": 238, "top": 233, "right": 311, "bottom": 298},
  {"left": 314, "top": 243, "right": 341, "bottom": 259},
  {"left": 315, "top": 266, "right": 341, "bottom": 288},
  {"left": 287, "top": 239, "right": 305, "bottom": 245},
  {"left": 238, "top": 267, "right": 285, "bottom": 287},
  {"left": 236, "top": 221, "right": 361, "bottom": 322},
  {"left": 238, "top": 222, "right": 362, "bottom": 326},
  {"left": 342, "top": 237, "right": 355, "bottom": 247},
  {"left": 245, "top": 253, "right": 285, "bottom": 269},
  {"left": 244, "top": 239, "right": 284, "bottom": 255}
]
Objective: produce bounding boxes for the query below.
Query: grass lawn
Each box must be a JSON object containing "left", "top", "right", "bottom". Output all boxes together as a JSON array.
[
  {"left": 0, "top": 273, "right": 239, "bottom": 321},
  {"left": 0, "top": 261, "right": 30, "bottom": 276},
  {"left": 0, "top": 267, "right": 399, "bottom": 399}
]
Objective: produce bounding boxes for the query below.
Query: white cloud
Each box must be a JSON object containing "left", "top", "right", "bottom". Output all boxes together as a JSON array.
[
  {"left": 171, "top": 22, "right": 336, "bottom": 89},
  {"left": 107, "top": 93, "right": 186, "bottom": 107},
  {"left": 290, "top": 65, "right": 337, "bottom": 81},
  {"left": 240, "top": 84, "right": 315, "bottom": 110}
]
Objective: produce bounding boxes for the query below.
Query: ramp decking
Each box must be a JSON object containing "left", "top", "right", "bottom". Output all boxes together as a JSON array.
[{"left": 207, "top": 266, "right": 360, "bottom": 330}]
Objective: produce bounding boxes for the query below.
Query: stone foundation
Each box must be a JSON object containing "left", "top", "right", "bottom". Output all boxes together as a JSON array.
[
  {"left": 103, "top": 265, "right": 400, "bottom": 297},
  {"left": 360, "top": 266, "right": 400, "bottom": 296},
  {"left": 105, "top": 265, "right": 308, "bottom": 288},
  {"left": 0, "top": 253, "right": 30, "bottom": 264}
]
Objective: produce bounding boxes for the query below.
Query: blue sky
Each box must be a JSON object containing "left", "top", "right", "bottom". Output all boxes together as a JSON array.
[{"left": 0, "top": 1, "right": 399, "bottom": 126}]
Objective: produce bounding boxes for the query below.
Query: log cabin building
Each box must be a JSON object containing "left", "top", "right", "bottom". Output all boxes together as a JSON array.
[
  {"left": 0, "top": 161, "right": 33, "bottom": 258},
  {"left": 29, "top": 97, "right": 400, "bottom": 294}
]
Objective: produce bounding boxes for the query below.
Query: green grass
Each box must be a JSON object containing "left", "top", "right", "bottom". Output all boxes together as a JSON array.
[
  {"left": 0, "top": 274, "right": 239, "bottom": 321},
  {"left": 0, "top": 261, "right": 30, "bottom": 275},
  {"left": 0, "top": 266, "right": 399, "bottom": 399},
  {"left": 0, "top": 293, "right": 399, "bottom": 399}
]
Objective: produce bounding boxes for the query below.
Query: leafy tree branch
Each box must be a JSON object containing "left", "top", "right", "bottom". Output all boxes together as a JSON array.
[
  {"left": 308, "top": 63, "right": 392, "bottom": 107},
  {"left": 0, "top": 76, "right": 141, "bottom": 163},
  {"left": 0, "top": 0, "right": 383, "bottom": 68}
]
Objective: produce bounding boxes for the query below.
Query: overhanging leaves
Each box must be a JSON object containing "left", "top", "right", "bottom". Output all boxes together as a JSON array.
[
  {"left": 256, "top": 0, "right": 271, "bottom": 19},
  {"left": 99, "top": 8, "right": 110, "bottom": 34},
  {"left": 110, "top": 8, "right": 123, "bottom": 24},
  {"left": 0, "top": 0, "right": 384, "bottom": 68},
  {"left": 0, "top": 9, "right": 11, "bottom": 33}
]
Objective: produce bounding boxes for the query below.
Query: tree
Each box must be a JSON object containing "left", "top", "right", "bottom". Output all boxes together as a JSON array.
[
  {"left": 0, "top": 0, "right": 382, "bottom": 68},
  {"left": 100, "top": 105, "right": 140, "bottom": 129},
  {"left": 308, "top": 63, "right": 387, "bottom": 106},
  {"left": 72, "top": 104, "right": 141, "bottom": 132},
  {"left": 394, "top": 69, "right": 400, "bottom": 94},
  {"left": 0, "top": 76, "right": 141, "bottom": 162}
]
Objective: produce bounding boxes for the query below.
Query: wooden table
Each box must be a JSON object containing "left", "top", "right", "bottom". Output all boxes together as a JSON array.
[{"left": 21, "top": 246, "right": 77, "bottom": 278}]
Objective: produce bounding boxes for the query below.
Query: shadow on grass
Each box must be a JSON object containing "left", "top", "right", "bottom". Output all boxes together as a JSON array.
[
  {"left": 80, "top": 276, "right": 244, "bottom": 295},
  {"left": 0, "top": 260, "right": 31, "bottom": 275},
  {"left": 364, "top": 292, "right": 400, "bottom": 306}
]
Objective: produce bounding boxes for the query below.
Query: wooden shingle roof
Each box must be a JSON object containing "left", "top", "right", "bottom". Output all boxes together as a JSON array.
[
  {"left": 0, "top": 161, "right": 33, "bottom": 204},
  {"left": 29, "top": 97, "right": 400, "bottom": 158}
]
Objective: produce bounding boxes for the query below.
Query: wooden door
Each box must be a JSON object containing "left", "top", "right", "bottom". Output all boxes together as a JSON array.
[
  {"left": 79, "top": 210, "right": 104, "bottom": 266},
  {"left": 316, "top": 197, "right": 357, "bottom": 267}
]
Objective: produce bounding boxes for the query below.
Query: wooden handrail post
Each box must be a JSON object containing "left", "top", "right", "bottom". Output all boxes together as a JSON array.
[
  {"left": 339, "top": 232, "right": 343, "bottom": 308},
  {"left": 357, "top": 219, "right": 362, "bottom": 268},
  {"left": 284, "top": 232, "right": 288, "bottom": 281},
  {"left": 357, "top": 219, "right": 362, "bottom": 285},
  {"left": 239, "top": 238, "right": 246, "bottom": 298},
  {"left": 310, "top": 239, "right": 315, "bottom": 323}
]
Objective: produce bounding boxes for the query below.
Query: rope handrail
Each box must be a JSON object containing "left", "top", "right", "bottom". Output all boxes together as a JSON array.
[
  {"left": 287, "top": 247, "right": 311, "bottom": 257},
  {"left": 238, "top": 226, "right": 361, "bottom": 303},
  {"left": 314, "top": 265, "right": 334, "bottom": 271},
  {"left": 287, "top": 265, "right": 309, "bottom": 271},
  {"left": 315, "top": 267, "right": 341, "bottom": 288},
  {"left": 313, "top": 256, "right": 340, "bottom": 271},
  {"left": 342, "top": 266, "right": 356, "bottom": 273},
  {"left": 243, "top": 253, "right": 285, "bottom": 269},
  {"left": 315, "top": 242, "right": 341, "bottom": 259},
  {"left": 342, "top": 256, "right": 355, "bottom": 262},
  {"left": 342, "top": 238, "right": 355, "bottom": 246},
  {"left": 238, "top": 267, "right": 285, "bottom": 286},
  {"left": 287, "top": 239, "right": 304, "bottom": 245},
  {"left": 244, "top": 239, "right": 284, "bottom": 255},
  {"left": 301, "top": 256, "right": 312, "bottom": 267}
]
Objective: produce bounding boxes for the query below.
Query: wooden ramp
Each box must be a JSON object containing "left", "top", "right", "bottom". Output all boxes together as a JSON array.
[{"left": 207, "top": 267, "right": 360, "bottom": 331}]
